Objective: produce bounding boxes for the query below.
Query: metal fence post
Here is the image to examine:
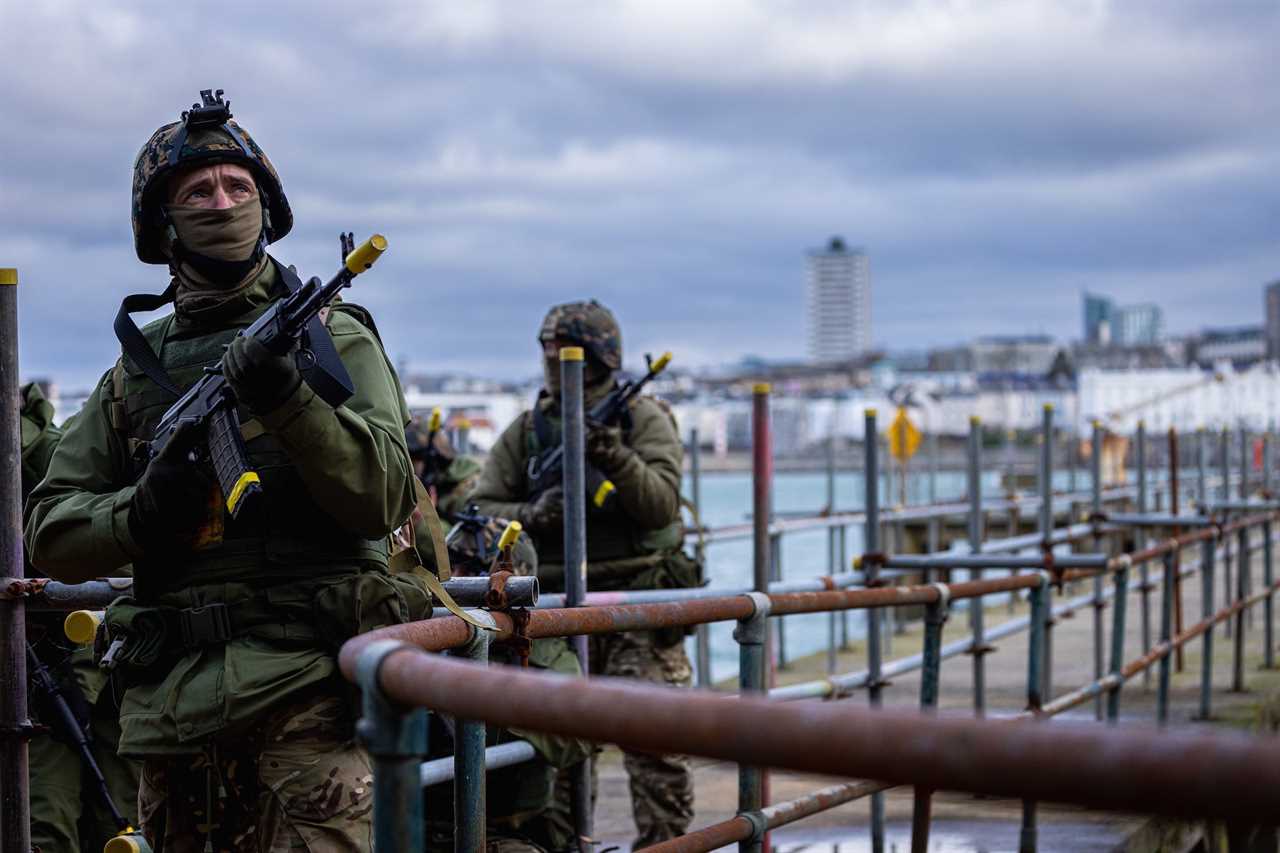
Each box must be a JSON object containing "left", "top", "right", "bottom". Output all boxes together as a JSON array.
[
  {"left": 559, "top": 347, "right": 593, "bottom": 845},
  {"left": 1170, "top": 428, "right": 1186, "bottom": 673},
  {"left": 1222, "top": 428, "right": 1234, "bottom": 642},
  {"left": 0, "top": 266, "right": 29, "bottom": 853},
  {"left": 1020, "top": 574, "right": 1048, "bottom": 853},
  {"left": 1039, "top": 406, "right": 1054, "bottom": 701},
  {"left": 968, "top": 416, "right": 987, "bottom": 717},
  {"left": 1106, "top": 559, "right": 1131, "bottom": 723},
  {"left": 1266, "top": 520, "right": 1275, "bottom": 671},
  {"left": 1136, "top": 423, "right": 1151, "bottom": 689},
  {"left": 1158, "top": 552, "right": 1175, "bottom": 725},
  {"left": 691, "top": 428, "right": 712, "bottom": 688},
  {"left": 910, "top": 584, "right": 949, "bottom": 853},
  {"left": 735, "top": 592, "right": 771, "bottom": 853},
  {"left": 839, "top": 524, "right": 851, "bottom": 649},
  {"left": 453, "top": 615, "right": 496, "bottom": 853},
  {"left": 751, "top": 384, "right": 773, "bottom": 853},
  {"left": 770, "top": 488, "right": 786, "bottom": 671},
  {"left": 456, "top": 417, "right": 471, "bottom": 456},
  {"left": 1091, "top": 420, "right": 1106, "bottom": 721},
  {"left": 1233, "top": 525, "right": 1248, "bottom": 693},
  {"left": 1199, "top": 535, "right": 1216, "bottom": 720},
  {"left": 1242, "top": 430, "right": 1255, "bottom": 629},
  {"left": 864, "top": 409, "right": 886, "bottom": 853},
  {"left": 827, "top": 433, "right": 838, "bottom": 674},
  {"left": 1197, "top": 428, "right": 1207, "bottom": 510},
  {"left": 357, "top": 640, "right": 429, "bottom": 853}
]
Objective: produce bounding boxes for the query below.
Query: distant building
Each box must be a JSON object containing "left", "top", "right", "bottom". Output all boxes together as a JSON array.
[
  {"left": 1190, "top": 326, "right": 1266, "bottom": 368},
  {"left": 807, "top": 236, "right": 870, "bottom": 363},
  {"left": 1083, "top": 292, "right": 1113, "bottom": 344},
  {"left": 970, "top": 335, "right": 1058, "bottom": 375},
  {"left": 1265, "top": 280, "right": 1280, "bottom": 358},
  {"left": 1081, "top": 292, "right": 1164, "bottom": 347}
]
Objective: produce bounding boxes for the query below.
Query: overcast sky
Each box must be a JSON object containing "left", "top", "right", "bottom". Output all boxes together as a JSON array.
[{"left": 2, "top": 1, "right": 1277, "bottom": 389}]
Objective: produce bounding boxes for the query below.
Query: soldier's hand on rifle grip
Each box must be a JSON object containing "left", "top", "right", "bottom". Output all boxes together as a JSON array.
[
  {"left": 128, "top": 420, "right": 215, "bottom": 554},
  {"left": 585, "top": 420, "right": 631, "bottom": 474},
  {"left": 222, "top": 334, "right": 302, "bottom": 415},
  {"left": 521, "top": 484, "right": 565, "bottom": 533}
]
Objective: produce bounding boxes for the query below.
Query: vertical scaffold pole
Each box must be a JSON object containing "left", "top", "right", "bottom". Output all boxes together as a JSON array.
[
  {"left": 910, "top": 584, "right": 948, "bottom": 853},
  {"left": 1222, "top": 428, "right": 1233, "bottom": 641},
  {"left": 1233, "top": 524, "right": 1248, "bottom": 693},
  {"left": 735, "top": 593, "right": 771, "bottom": 853},
  {"left": 750, "top": 384, "right": 772, "bottom": 853},
  {"left": 1106, "top": 557, "right": 1130, "bottom": 723},
  {"left": 691, "top": 428, "right": 712, "bottom": 688},
  {"left": 968, "top": 416, "right": 987, "bottom": 716},
  {"left": 864, "top": 408, "right": 886, "bottom": 853},
  {"left": 1091, "top": 420, "right": 1106, "bottom": 721},
  {"left": 827, "top": 432, "right": 839, "bottom": 674},
  {"left": 1198, "top": 535, "right": 1216, "bottom": 720},
  {"left": 1197, "top": 428, "right": 1207, "bottom": 511},
  {"left": 1242, "top": 429, "right": 1255, "bottom": 630},
  {"left": 1038, "top": 405, "right": 1054, "bottom": 702},
  {"left": 839, "top": 524, "right": 851, "bottom": 650},
  {"left": 1020, "top": 574, "right": 1048, "bottom": 853},
  {"left": 559, "top": 347, "right": 593, "bottom": 848},
  {"left": 0, "top": 267, "right": 30, "bottom": 853},
  {"left": 1136, "top": 423, "right": 1151, "bottom": 689},
  {"left": 1265, "top": 519, "right": 1275, "bottom": 671},
  {"left": 1158, "top": 551, "right": 1175, "bottom": 724},
  {"left": 357, "top": 641, "right": 429, "bottom": 853},
  {"left": 1170, "top": 428, "right": 1186, "bottom": 673},
  {"left": 453, "top": 617, "right": 495, "bottom": 853},
  {"left": 771, "top": 476, "right": 786, "bottom": 671}
]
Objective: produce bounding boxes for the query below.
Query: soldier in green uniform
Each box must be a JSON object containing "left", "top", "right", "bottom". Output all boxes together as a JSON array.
[
  {"left": 21, "top": 382, "right": 141, "bottom": 852},
  {"left": 426, "top": 518, "right": 590, "bottom": 853},
  {"left": 24, "top": 90, "right": 426, "bottom": 852},
  {"left": 470, "top": 301, "right": 699, "bottom": 848}
]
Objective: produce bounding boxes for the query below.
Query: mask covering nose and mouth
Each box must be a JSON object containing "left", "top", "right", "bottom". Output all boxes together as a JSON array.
[{"left": 166, "top": 197, "right": 266, "bottom": 289}]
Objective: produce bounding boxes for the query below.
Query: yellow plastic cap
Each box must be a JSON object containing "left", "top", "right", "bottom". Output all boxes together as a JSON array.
[
  {"left": 497, "top": 521, "right": 522, "bottom": 552},
  {"left": 428, "top": 407, "right": 442, "bottom": 432},
  {"left": 559, "top": 346, "right": 585, "bottom": 362},
  {"left": 753, "top": 383, "right": 771, "bottom": 394},
  {"left": 969, "top": 415, "right": 981, "bottom": 425},
  {"left": 64, "top": 610, "right": 102, "bottom": 645},
  {"left": 1043, "top": 403, "right": 1054, "bottom": 412},
  {"left": 343, "top": 234, "right": 388, "bottom": 275},
  {"left": 0, "top": 269, "right": 16, "bottom": 286},
  {"left": 458, "top": 418, "right": 472, "bottom": 430},
  {"left": 865, "top": 408, "right": 877, "bottom": 418}
]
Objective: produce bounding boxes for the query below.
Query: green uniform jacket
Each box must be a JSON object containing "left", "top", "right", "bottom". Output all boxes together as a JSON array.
[
  {"left": 24, "top": 266, "right": 418, "bottom": 755},
  {"left": 470, "top": 389, "right": 685, "bottom": 592}
]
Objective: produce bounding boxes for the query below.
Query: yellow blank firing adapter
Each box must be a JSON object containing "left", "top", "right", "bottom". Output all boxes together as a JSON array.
[
  {"left": 343, "top": 234, "right": 388, "bottom": 275},
  {"left": 428, "top": 407, "right": 442, "bottom": 432},
  {"left": 593, "top": 479, "right": 617, "bottom": 508},
  {"left": 498, "top": 521, "right": 522, "bottom": 552},
  {"left": 104, "top": 830, "right": 150, "bottom": 853},
  {"left": 560, "top": 346, "right": 585, "bottom": 362},
  {"left": 64, "top": 610, "right": 102, "bottom": 646},
  {"left": 651, "top": 352, "right": 673, "bottom": 373}
]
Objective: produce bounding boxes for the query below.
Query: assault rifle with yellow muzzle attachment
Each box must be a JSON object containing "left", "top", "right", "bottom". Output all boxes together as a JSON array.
[
  {"left": 527, "top": 351, "right": 672, "bottom": 512},
  {"left": 143, "top": 235, "right": 388, "bottom": 521}
]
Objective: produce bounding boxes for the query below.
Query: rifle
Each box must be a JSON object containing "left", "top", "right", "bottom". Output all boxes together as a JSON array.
[
  {"left": 445, "top": 504, "right": 522, "bottom": 575},
  {"left": 26, "top": 644, "right": 134, "bottom": 837},
  {"left": 145, "top": 235, "right": 388, "bottom": 520},
  {"left": 526, "top": 351, "right": 672, "bottom": 511}
]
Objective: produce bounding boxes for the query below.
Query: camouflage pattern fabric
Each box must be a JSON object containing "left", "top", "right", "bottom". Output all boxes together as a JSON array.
[
  {"left": 436, "top": 456, "right": 483, "bottom": 520},
  {"left": 537, "top": 300, "right": 622, "bottom": 370},
  {"left": 590, "top": 631, "right": 694, "bottom": 848},
  {"left": 133, "top": 109, "right": 291, "bottom": 263},
  {"left": 137, "top": 693, "right": 371, "bottom": 852},
  {"left": 446, "top": 515, "right": 538, "bottom": 578}
]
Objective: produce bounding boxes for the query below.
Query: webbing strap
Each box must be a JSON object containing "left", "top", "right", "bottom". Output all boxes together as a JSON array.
[
  {"left": 275, "top": 261, "right": 355, "bottom": 409},
  {"left": 113, "top": 282, "right": 181, "bottom": 396}
]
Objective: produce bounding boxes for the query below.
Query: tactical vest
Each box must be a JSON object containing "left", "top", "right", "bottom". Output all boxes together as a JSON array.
[
  {"left": 524, "top": 397, "right": 683, "bottom": 569},
  {"left": 109, "top": 306, "right": 389, "bottom": 600}
]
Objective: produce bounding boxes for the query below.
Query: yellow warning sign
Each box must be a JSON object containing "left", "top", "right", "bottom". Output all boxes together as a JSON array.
[{"left": 887, "top": 406, "right": 922, "bottom": 462}]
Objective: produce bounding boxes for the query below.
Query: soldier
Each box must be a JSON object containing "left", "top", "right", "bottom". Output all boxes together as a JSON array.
[
  {"left": 470, "top": 300, "right": 700, "bottom": 848},
  {"left": 426, "top": 516, "right": 590, "bottom": 853},
  {"left": 407, "top": 416, "right": 484, "bottom": 521},
  {"left": 21, "top": 382, "right": 141, "bottom": 852},
  {"left": 24, "top": 90, "right": 426, "bottom": 851}
]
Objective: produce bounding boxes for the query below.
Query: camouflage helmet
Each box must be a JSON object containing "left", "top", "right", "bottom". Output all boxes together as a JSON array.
[
  {"left": 538, "top": 300, "right": 622, "bottom": 370},
  {"left": 446, "top": 516, "right": 538, "bottom": 578},
  {"left": 131, "top": 89, "right": 292, "bottom": 264}
]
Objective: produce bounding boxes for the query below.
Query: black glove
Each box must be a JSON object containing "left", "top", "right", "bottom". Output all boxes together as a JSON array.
[
  {"left": 585, "top": 421, "right": 631, "bottom": 473},
  {"left": 521, "top": 485, "right": 565, "bottom": 533},
  {"left": 128, "top": 421, "right": 215, "bottom": 553},
  {"left": 221, "top": 335, "right": 302, "bottom": 415}
]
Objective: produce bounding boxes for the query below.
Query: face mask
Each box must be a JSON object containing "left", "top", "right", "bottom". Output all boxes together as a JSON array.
[{"left": 166, "top": 197, "right": 264, "bottom": 288}]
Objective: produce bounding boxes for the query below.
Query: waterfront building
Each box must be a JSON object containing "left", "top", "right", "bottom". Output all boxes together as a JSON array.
[{"left": 807, "top": 237, "right": 870, "bottom": 363}]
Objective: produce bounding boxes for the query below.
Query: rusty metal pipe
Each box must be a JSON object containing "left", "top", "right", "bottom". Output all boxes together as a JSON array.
[{"left": 352, "top": 644, "right": 1280, "bottom": 823}]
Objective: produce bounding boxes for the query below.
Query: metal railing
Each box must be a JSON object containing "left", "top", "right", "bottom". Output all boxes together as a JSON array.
[{"left": 340, "top": 395, "right": 1280, "bottom": 853}]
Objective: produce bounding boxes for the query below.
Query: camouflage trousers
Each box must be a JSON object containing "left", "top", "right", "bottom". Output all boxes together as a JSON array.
[
  {"left": 138, "top": 693, "right": 373, "bottom": 852},
  {"left": 30, "top": 700, "right": 140, "bottom": 853},
  {"left": 589, "top": 631, "right": 694, "bottom": 849}
]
